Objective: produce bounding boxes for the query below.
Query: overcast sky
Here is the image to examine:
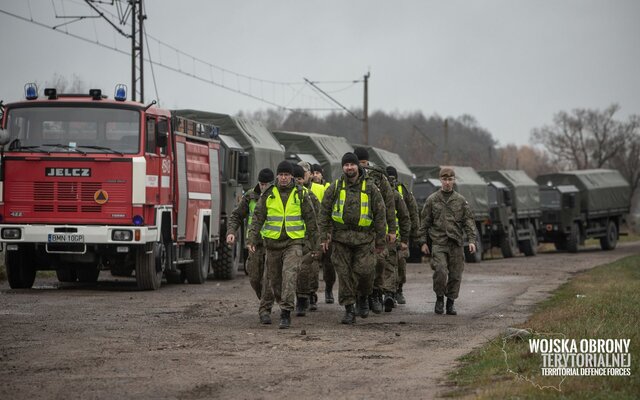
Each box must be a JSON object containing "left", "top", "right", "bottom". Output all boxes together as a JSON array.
[{"left": 1, "top": 0, "right": 638, "bottom": 146}]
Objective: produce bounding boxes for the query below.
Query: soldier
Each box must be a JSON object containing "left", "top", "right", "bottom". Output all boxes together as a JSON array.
[
  {"left": 353, "top": 147, "right": 396, "bottom": 313},
  {"left": 248, "top": 161, "right": 319, "bottom": 329},
  {"left": 310, "top": 163, "right": 336, "bottom": 303},
  {"left": 226, "top": 168, "right": 275, "bottom": 324},
  {"left": 418, "top": 167, "right": 477, "bottom": 315},
  {"left": 318, "top": 152, "right": 387, "bottom": 324},
  {"left": 386, "top": 166, "right": 420, "bottom": 304},
  {"left": 292, "top": 163, "right": 321, "bottom": 316}
]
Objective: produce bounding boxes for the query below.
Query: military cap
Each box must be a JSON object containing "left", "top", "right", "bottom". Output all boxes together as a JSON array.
[
  {"left": 277, "top": 161, "right": 294, "bottom": 175},
  {"left": 311, "top": 163, "right": 323, "bottom": 174},
  {"left": 439, "top": 167, "right": 455, "bottom": 178},
  {"left": 293, "top": 164, "right": 305, "bottom": 179},
  {"left": 341, "top": 152, "right": 359, "bottom": 166},
  {"left": 386, "top": 166, "right": 398, "bottom": 178},
  {"left": 353, "top": 147, "right": 369, "bottom": 161},
  {"left": 258, "top": 168, "right": 274, "bottom": 183},
  {"left": 297, "top": 161, "right": 311, "bottom": 172}
]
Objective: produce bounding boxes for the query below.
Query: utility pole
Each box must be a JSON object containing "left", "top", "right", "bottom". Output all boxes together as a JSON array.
[
  {"left": 363, "top": 71, "right": 370, "bottom": 145},
  {"left": 443, "top": 118, "right": 450, "bottom": 164},
  {"left": 131, "top": 0, "right": 145, "bottom": 102}
]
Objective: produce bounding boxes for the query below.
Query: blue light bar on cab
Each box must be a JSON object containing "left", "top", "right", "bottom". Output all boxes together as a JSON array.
[
  {"left": 24, "top": 83, "right": 38, "bottom": 100},
  {"left": 114, "top": 84, "right": 127, "bottom": 101}
]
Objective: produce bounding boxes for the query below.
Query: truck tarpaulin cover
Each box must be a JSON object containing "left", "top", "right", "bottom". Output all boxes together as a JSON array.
[
  {"left": 536, "top": 169, "right": 631, "bottom": 214},
  {"left": 272, "top": 131, "right": 353, "bottom": 182},
  {"left": 479, "top": 170, "right": 541, "bottom": 216},
  {"left": 364, "top": 145, "right": 414, "bottom": 191},
  {"left": 172, "top": 110, "right": 284, "bottom": 190}
]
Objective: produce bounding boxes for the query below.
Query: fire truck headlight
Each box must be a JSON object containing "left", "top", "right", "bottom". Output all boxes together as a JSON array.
[
  {"left": 1, "top": 228, "right": 22, "bottom": 240},
  {"left": 112, "top": 230, "right": 133, "bottom": 241},
  {"left": 132, "top": 215, "right": 144, "bottom": 226}
]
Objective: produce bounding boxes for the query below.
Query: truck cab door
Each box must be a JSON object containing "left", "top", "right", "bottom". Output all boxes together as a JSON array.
[{"left": 144, "top": 116, "right": 172, "bottom": 205}]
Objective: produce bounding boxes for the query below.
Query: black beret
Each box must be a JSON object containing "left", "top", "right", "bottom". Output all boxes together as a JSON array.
[
  {"left": 341, "top": 152, "right": 359, "bottom": 166},
  {"left": 386, "top": 166, "right": 398, "bottom": 178},
  {"left": 276, "top": 161, "right": 293, "bottom": 175},
  {"left": 258, "top": 168, "right": 274, "bottom": 183},
  {"left": 353, "top": 147, "right": 369, "bottom": 161}
]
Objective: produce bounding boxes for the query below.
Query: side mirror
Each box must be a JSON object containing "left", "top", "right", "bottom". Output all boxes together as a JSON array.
[
  {"left": 0, "top": 128, "right": 9, "bottom": 146},
  {"left": 156, "top": 120, "right": 168, "bottom": 148},
  {"left": 238, "top": 152, "right": 249, "bottom": 185}
]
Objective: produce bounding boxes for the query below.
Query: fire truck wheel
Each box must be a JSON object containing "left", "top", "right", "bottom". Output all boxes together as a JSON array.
[
  {"left": 56, "top": 268, "right": 78, "bottom": 283},
  {"left": 213, "top": 243, "right": 236, "bottom": 280},
  {"left": 186, "top": 225, "right": 210, "bottom": 284},
  {"left": 5, "top": 246, "right": 36, "bottom": 289},
  {"left": 136, "top": 244, "right": 162, "bottom": 290}
]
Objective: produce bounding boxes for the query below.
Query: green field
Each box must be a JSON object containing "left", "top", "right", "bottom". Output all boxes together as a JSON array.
[{"left": 445, "top": 255, "right": 640, "bottom": 399}]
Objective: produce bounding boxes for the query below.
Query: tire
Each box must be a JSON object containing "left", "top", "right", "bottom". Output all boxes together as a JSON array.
[
  {"left": 600, "top": 221, "right": 618, "bottom": 251},
  {"left": 213, "top": 242, "right": 238, "bottom": 280},
  {"left": 500, "top": 224, "right": 518, "bottom": 258},
  {"left": 521, "top": 223, "right": 538, "bottom": 257},
  {"left": 56, "top": 268, "right": 78, "bottom": 283},
  {"left": 5, "top": 247, "right": 36, "bottom": 289},
  {"left": 135, "top": 243, "right": 163, "bottom": 290},
  {"left": 567, "top": 223, "right": 580, "bottom": 253},
  {"left": 464, "top": 225, "right": 482, "bottom": 263},
  {"left": 186, "top": 225, "right": 210, "bottom": 284},
  {"left": 76, "top": 264, "right": 100, "bottom": 283}
]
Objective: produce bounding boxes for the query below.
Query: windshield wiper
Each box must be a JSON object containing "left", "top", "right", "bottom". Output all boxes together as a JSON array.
[
  {"left": 7, "top": 140, "right": 50, "bottom": 154},
  {"left": 75, "top": 145, "right": 124, "bottom": 156},
  {"left": 41, "top": 143, "right": 87, "bottom": 155}
]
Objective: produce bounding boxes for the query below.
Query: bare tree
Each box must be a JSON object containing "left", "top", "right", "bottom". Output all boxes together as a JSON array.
[{"left": 44, "top": 73, "right": 87, "bottom": 93}]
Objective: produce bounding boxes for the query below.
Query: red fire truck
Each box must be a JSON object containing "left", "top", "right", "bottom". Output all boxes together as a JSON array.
[{"left": 0, "top": 83, "right": 231, "bottom": 290}]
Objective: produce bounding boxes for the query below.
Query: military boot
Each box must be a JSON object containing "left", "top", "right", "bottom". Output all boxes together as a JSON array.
[
  {"left": 446, "top": 298, "right": 457, "bottom": 315},
  {"left": 296, "top": 297, "right": 308, "bottom": 317},
  {"left": 383, "top": 292, "right": 395, "bottom": 312},
  {"left": 396, "top": 285, "right": 406, "bottom": 304},
  {"left": 370, "top": 290, "right": 383, "bottom": 314},
  {"left": 341, "top": 304, "right": 356, "bottom": 325},
  {"left": 325, "top": 284, "right": 335, "bottom": 304},
  {"left": 357, "top": 296, "right": 370, "bottom": 318},
  {"left": 309, "top": 293, "right": 318, "bottom": 311},
  {"left": 279, "top": 310, "right": 291, "bottom": 329},
  {"left": 435, "top": 296, "right": 445, "bottom": 314},
  {"left": 259, "top": 313, "right": 272, "bottom": 325}
]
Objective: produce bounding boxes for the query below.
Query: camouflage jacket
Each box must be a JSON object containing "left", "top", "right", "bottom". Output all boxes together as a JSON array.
[
  {"left": 390, "top": 177, "right": 420, "bottom": 241},
  {"left": 248, "top": 180, "right": 319, "bottom": 250},
  {"left": 418, "top": 190, "right": 476, "bottom": 247},
  {"left": 363, "top": 164, "right": 397, "bottom": 234},
  {"left": 226, "top": 184, "right": 261, "bottom": 236},
  {"left": 319, "top": 168, "right": 387, "bottom": 248},
  {"left": 394, "top": 189, "right": 411, "bottom": 244}
]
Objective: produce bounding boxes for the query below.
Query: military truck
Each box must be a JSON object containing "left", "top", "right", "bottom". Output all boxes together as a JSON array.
[
  {"left": 271, "top": 131, "right": 353, "bottom": 181},
  {"left": 536, "top": 169, "right": 630, "bottom": 252},
  {"left": 479, "top": 170, "right": 541, "bottom": 257},
  {"left": 172, "top": 110, "right": 285, "bottom": 278},
  {"left": 362, "top": 145, "right": 414, "bottom": 191},
  {"left": 409, "top": 165, "right": 490, "bottom": 263}
]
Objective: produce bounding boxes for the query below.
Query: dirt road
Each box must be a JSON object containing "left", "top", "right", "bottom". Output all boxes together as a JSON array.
[{"left": 1, "top": 242, "right": 638, "bottom": 400}]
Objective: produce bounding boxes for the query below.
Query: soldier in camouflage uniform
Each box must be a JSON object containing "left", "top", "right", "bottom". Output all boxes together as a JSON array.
[
  {"left": 248, "top": 161, "right": 319, "bottom": 329},
  {"left": 318, "top": 152, "right": 387, "bottom": 324},
  {"left": 418, "top": 167, "right": 477, "bottom": 315},
  {"left": 226, "top": 168, "right": 276, "bottom": 324},
  {"left": 353, "top": 147, "right": 397, "bottom": 313},
  {"left": 311, "top": 163, "right": 336, "bottom": 304},
  {"left": 292, "top": 163, "right": 321, "bottom": 316},
  {"left": 386, "top": 166, "right": 420, "bottom": 304}
]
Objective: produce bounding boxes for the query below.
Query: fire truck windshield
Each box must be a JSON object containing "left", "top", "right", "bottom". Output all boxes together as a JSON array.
[{"left": 4, "top": 106, "right": 140, "bottom": 154}]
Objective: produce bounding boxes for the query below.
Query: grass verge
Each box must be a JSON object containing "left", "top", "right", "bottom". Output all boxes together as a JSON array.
[{"left": 445, "top": 255, "right": 640, "bottom": 399}]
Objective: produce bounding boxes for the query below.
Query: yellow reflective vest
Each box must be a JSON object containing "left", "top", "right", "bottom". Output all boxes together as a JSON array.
[
  {"left": 331, "top": 179, "right": 372, "bottom": 227},
  {"left": 310, "top": 182, "right": 327, "bottom": 203},
  {"left": 260, "top": 187, "right": 305, "bottom": 239}
]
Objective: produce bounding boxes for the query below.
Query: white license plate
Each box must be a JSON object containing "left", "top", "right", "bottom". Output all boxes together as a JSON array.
[{"left": 48, "top": 233, "right": 85, "bottom": 243}]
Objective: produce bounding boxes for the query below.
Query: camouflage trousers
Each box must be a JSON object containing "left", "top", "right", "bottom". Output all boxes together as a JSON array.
[
  {"left": 331, "top": 241, "right": 375, "bottom": 306},
  {"left": 296, "top": 247, "right": 319, "bottom": 299},
  {"left": 322, "top": 244, "right": 336, "bottom": 289},
  {"left": 430, "top": 242, "right": 465, "bottom": 299},
  {"left": 397, "top": 248, "right": 409, "bottom": 289},
  {"left": 373, "top": 243, "right": 398, "bottom": 293},
  {"left": 266, "top": 244, "right": 302, "bottom": 311},
  {"left": 245, "top": 244, "right": 275, "bottom": 315}
]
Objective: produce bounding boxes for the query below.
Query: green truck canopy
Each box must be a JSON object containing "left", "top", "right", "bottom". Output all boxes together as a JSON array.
[
  {"left": 479, "top": 170, "right": 541, "bottom": 217},
  {"left": 410, "top": 165, "right": 489, "bottom": 220},
  {"left": 535, "top": 169, "right": 630, "bottom": 215},
  {"left": 363, "top": 146, "right": 414, "bottom": 191},
  {"left": 172, "top": 110, "right": 284, "bottom": 190},
  {"left": 272, "top": 131, "right": 353, "bottom": 182}
]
